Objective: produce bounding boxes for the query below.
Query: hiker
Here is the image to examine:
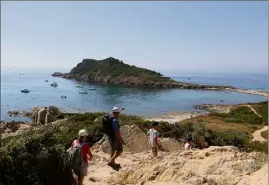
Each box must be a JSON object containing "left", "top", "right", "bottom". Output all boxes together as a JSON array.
[
  {"left": 69, "top": 129, "right": 93, "bottom": 185},
  {"left": 184, "top": 136, "right": 193, "bottom": 150},
  {"left": 199, "top": 137, "right": 209, "bottom": 149},
  {"left": 147, "top": 121, "right": 161, "bottom": 157},
  {"left": 107, "top": 106, "right": 125, "bottom": 168}
]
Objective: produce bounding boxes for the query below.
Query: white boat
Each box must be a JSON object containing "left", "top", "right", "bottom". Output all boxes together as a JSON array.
[
  {"left": 21, "top": 89, "right": 30, "bottom": 93},
  {"left": 76, "top": 85, "right": 83, "bottom": 88},
  {"left": 88, "top": 88, "right": 96, "bottom": 90},
  {"left": 79, "top": 91, "right": 88, "bottom": 94},
  {"left": 51, "top": 82, "right": 58, "bottom": 87}
]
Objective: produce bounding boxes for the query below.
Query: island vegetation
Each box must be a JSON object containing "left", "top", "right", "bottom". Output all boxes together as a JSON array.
[{"left": 52, "top": 57, "right": 234, "bottom": 89}]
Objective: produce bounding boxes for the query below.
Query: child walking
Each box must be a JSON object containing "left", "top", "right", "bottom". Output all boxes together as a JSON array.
[{"left": 147, "top": 122, "right": 161, "bottom": 156}]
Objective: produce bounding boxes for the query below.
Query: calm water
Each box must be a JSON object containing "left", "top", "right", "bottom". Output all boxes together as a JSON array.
[{"left": 1, "top": 69, "right": 267, "bottom": 121}]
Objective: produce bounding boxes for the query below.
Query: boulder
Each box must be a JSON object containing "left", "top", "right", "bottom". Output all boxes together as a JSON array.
[
  {"left": 159, "top": 138, "right": 181, "bottom": 152},
  {"left": 32, "top": 110, "right": 38, "bottom": 122},
  {"left": 120, "top": 124, "right": 149, "bottom": 153},
  {"left": 45, "top": 112, "right": 55, "bottom": 124},
  {"left": 47, "top": 106, "right": 60, "bottom": 116},
  {"left": 37, "top": 108, "right": 47, "bottom": 124}
]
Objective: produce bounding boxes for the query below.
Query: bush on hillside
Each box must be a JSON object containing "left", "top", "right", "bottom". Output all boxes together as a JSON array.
[
  {"left": 210, "top": 106, "right": 263, "bottom": 124},
  {"left": 0, "top": 128, "right": 74, "bottom": 185},
  {"left": 251, "top": 101, "right": 268, "bottom": 123}
]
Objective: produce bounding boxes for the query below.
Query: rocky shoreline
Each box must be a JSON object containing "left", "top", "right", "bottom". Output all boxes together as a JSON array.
[{"left": 52, "top": 72, "right": 268, "bottom": 97}]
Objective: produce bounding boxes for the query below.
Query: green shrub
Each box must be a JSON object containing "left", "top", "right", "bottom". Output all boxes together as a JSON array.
[
  {"left": 210, "top": 106, "right": 263, "bottom": 124},
  {"left": 0, "top": 128, "right": 74, "bottom": 185},
  {"left": 251, "top": 101, "right": 268, "bottom": 123},
  {"left": 243, "top": 141, "right": 268, "bottom": 154}
]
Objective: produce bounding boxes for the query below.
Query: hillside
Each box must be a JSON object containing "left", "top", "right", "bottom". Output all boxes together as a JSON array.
[
  {"left": 1, "top": 112, "right": 267, "bottom": 185},
  {"left": 52, "top": 57, "right": 234, "bottom": 89}
]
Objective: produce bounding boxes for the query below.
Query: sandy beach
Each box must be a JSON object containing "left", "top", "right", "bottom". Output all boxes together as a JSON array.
[{"left": 144, "top": 111, "right": 207, "bottom": 124}]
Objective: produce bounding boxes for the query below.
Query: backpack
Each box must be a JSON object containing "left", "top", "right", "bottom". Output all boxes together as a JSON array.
[
  {"left": 67, "top": 141, "right": 86, "bottom": 175},
  {"left": 102, "top": 114, "right": 114, "bottom": 138}
]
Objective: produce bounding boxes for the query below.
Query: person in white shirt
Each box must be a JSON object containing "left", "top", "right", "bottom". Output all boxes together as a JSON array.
[
  {"left": 184, "top": 136, "right": 193, "bottom": 150},
  {"left": 147, "top": 122, "right": 161, "bottom": 156}
]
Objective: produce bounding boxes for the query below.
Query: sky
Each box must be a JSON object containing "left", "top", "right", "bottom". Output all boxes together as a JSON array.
[{"left": 1, "top": 1, "right": 268, "bottom": 75}]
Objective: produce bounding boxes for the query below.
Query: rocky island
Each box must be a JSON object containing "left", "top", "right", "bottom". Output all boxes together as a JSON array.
[{"left": 52, "top": 57, "right": 268, "bottom": 97}]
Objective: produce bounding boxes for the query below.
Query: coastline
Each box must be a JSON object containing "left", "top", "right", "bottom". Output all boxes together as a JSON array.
[
  {"left": 144, "top": 111, "right": 207, "bottom": 124},
  {"left": 52, "top": 73, "right": 268, "bottom": 98}
]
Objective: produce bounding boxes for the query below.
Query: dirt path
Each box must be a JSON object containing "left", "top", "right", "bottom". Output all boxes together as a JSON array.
[
  {"left": 252, "top": 126, "right": 268, "bottom": 142},
  {"left": 246, "top": 105, "right": 262, "bottom": 117},
  {"left": 244, "top": 105, "right": 267, "bottom": 142}
]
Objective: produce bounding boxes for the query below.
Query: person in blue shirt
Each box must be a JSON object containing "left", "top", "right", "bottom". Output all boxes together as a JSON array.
[{"left": 107, "top": 107, "right": 125, "bottom": 168}]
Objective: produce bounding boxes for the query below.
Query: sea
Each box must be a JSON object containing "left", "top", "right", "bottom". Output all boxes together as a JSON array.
[{"left": 1, "top": 69, "right": 268, "bottom": 122}]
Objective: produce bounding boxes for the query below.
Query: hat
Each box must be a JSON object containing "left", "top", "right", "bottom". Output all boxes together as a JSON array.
[
  {"left": 112, "top": 106, "right": 124, "bottom": 113},
  {"left": 152, "top": 121, "right": 160, "bottom": 127},
  {"left": 79, "top": 129, "right": 88, "bottom": 137},
  {"left": 186, "top": 136, "right": 193, "bottom": 142}
]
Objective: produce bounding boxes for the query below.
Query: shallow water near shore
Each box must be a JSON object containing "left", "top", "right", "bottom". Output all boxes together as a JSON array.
[{"left": 1, "top": 70, "right": 267, "bottom": 121}]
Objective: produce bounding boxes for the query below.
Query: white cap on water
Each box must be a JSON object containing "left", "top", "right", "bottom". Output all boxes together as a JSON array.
[{"left": 112, "top": 106, "right": 124, "bottom": 113}]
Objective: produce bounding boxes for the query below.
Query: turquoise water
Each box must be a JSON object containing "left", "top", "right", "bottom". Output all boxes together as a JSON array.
[{"left": 1, "top": 70, "right": 267, "bottom": 121}]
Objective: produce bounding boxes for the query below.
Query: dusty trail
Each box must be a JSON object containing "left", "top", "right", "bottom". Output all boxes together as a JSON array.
[{"left": 252, "top": 126, "right": 268, "bottom": 142}]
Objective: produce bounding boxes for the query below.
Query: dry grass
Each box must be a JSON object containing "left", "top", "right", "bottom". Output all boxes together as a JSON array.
[{"left": 180, "top": 115, "right": 259, "bottom": 135}]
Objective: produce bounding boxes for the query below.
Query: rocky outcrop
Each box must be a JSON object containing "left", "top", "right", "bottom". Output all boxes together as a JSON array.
[
  {"left": 52, "top": 72, "right": 66, "bottom": 77},
  {"left": 193, "top": 104, "right": 233, "bottom": 113},
  {"left": 0, "top": 121, "right": 32, "bottom": 138},
  {"left": 105, "top": 146, "right": 267, "bottom": 185},
  {"left": 7, "top": 110, "right": 32, "bottom": 117},
  {"left": 237, "top": 164, "right": 268, "bottom": 185},
  {"left": 32, "top": 106, "right": 61, "bottom": 124}
]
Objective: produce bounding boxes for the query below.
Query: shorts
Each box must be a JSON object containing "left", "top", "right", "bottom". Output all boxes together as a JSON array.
[
  {"left": 73, "top": 162, "right": 88, "bottom": 177},
  {"left": 108, "top": 137, "right": 123, "bottom": 153},
  {"left": 80, "top": 162, "right": 88, "bottom": 176},
  {"left": 152, "top": 147, "right": 158, "bottom": 156}
]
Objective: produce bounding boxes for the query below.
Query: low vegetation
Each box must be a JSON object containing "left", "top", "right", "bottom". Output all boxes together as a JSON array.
[
  {"left": 66, "top": 57, "right": 174, "bottom": 85},
  {"left": 0, "top": 109, "right": 268, "bottom": 185},
  {"left": 250, "top": 101, "right": 268, "bottom": 123},
  {"left": 209, "top": 106, "right": 263, "bottom": 125}
]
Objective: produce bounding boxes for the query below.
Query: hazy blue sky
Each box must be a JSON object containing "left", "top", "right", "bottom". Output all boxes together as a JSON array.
[{"left": 1, "top": 2, "right": 268, "bottom": 74}]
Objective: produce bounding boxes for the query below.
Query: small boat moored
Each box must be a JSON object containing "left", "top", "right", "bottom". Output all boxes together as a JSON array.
[
  {"left": 61, "top": 95, "right": 67, "bottom": 98},
  {"left": 21, "top": 89, "right": 30, "bottom": 93},
  {"left": 79, "top": 91, "right": 88, "bottom": 94},
  {"left": 88, "top": 88, "right": 96, "bottom": 90},
  {"left": 45, "top": 80, "right": 49, "bottom": 82},
  {"left": 76, "top": 85, "right": 83, "bottom": 88},
  {"left": 51, "top": 82, "right": 58, "bottom": 87}
]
